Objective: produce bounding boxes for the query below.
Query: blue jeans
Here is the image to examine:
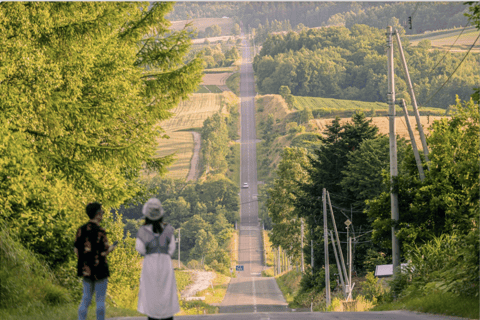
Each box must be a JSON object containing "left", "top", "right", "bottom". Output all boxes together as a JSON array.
[{"left": 78, "top": 277, "right": 108, "bottom": 320}]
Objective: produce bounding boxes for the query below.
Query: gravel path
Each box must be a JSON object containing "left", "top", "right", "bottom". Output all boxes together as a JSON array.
[
  {"left": 186, "top": 131, "right": 201, "bottom": 182},
  {"left": 180, "top": 270, "right": 216, "bottom": 300}
]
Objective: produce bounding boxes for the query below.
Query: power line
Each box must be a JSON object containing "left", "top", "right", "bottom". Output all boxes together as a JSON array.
[
  {"left": 427, "top": 21, "right": 472, "bottom": 75},
  {"left": 423, "top": 32, "right": 480, "bottom": 106}
]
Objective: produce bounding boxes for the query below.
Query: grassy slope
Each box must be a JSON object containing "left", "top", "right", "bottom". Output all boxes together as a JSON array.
[
  {"left": 293, "top": 95, "right": 446, "bottom": 116},
  {"left": 407, "top": 26, "right": 480, "bottom": 52}
]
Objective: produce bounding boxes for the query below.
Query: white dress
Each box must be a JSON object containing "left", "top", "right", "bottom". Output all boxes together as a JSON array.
[{"left": 136, "top": 224, "right": 180, "bottom": 319}]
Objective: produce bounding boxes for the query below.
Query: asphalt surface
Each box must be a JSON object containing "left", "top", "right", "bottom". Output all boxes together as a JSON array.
[
  {"left": 218, "top": 33, "right": 288, "bottom": 315},
  {"left": 108, "top": 310, "right": 469, "bottom": 320}
]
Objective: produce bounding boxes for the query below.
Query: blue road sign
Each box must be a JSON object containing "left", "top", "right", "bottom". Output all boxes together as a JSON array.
[{"left": 236, "top": 265, "right": 244, "bottom": 271}]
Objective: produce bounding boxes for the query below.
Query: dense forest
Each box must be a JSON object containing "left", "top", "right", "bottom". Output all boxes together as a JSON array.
[
  {"left": 168, "top": 2, "right": 470, "bottom": 35},
  {"left": 253, "top": 25, "right": 479, "bottom": 110}
]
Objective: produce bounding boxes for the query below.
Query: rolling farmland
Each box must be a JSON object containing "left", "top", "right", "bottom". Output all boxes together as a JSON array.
[
  {"left": 170, "top": 18, "right": 234, "bottom": 36},
  {"left": 407, "top": 27, "right": 480, "bottom": 52},
  {"left": 156, "top": 92, "right": 238, "bottom": 179},
  {"left": 154, "top": 131, "right": 195, "bottom": 180},
  {"left": 161, "top": 93, "right": 231, "bottom": 131}
]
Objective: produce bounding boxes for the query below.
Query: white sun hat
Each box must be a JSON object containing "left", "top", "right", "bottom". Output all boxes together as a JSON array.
[{"left": 141, "top": 198, "right": 164, "bottom": 221}]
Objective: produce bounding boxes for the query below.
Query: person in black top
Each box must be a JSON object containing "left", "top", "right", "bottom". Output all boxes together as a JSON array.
[{"left": 74, "top": 202, "right": 116, "bottom": 320}]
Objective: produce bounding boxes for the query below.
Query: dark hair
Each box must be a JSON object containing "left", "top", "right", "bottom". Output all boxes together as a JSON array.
[
  {"left": 145, "top": 217, "right": 164, "bottom": 234},
  {"left": 86, "top": 202, "right": 102, "bottom": 220}
]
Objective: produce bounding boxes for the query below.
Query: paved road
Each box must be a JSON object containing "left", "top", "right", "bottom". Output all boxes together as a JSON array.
[
  {"left": 108, "top": 310, "right": 467, "bottom": 320},
  {"left": 218, "top": 33, "right": 288, "bottom": 314}
]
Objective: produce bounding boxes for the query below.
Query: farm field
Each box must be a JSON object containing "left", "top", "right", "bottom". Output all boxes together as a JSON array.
[
  {"left": 154, "top": 131, "right": 195, "bottom": 180},
  {"left": 293, "top": 96, "right": 446, "bottom": 117},
  {"left": 161, "top": 92, "right": 233, "bottom": 131},
  {"left": 311, "top": 115, "right": 446, "bottom": 149},
  {"left": 407, "top": 27, "right": 480, "bottom": 52},
  {"left": 156, "top": 92, "right": 238, "bottom": 179},
  {"left": 202, "top": 72, "right": 233, "bottom": 85},
  {"left": 170, "top": 18, "right": 234, "bottom": 36}
]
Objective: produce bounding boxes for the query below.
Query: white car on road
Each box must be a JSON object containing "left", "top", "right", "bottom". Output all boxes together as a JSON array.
[{"left": 242, "top": 183, "right": 249, "bottom": 188}]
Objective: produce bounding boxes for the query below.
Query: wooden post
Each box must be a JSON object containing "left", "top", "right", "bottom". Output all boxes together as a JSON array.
[
  {"left": 387, "top": 26, "right": 400, "bottom": 275},
  {"left": 400, "top": 99, "right": 425, "bottom": 181},
  {"left": 301, "top": 218, "right": 305, "bottom": 273},
  {"left": 323, "top": 188, "right": 330, "bottom": 307},
  {"left": 395, "top": 30, "right": 430, "bottom": 169},
  {"left": 178, "top": 228, "right": 181, "bottom": 269}
]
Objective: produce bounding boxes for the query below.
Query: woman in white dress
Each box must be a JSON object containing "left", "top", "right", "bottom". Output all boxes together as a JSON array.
[{"left": 136, "top": 198, "right": 180, "bottom": 320}]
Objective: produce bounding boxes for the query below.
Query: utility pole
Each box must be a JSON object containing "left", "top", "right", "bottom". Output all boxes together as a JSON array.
[
  {"left": 400, "top": 99, "right": 425, "bottom": 181},
  {"left": 329, "top": 230, "right": 345, "bottom": 297},
  {"left": 311, "top": 239, "right": 314, "bottom": 270},
  {"left": 301, "top": 218, "right": 305, "bottom": 273},
  {"left": 326, "top": 192, "right": 349, "bottom": 293},
  {"left": 178, "top": 228, "right": 181, "bottom": 269},
  {"left": 387, "top": 26, "right": 400, "bottom": 275},
  {"left": 395, "top": 30, "right": 430, "bottom": 169},
  {"left": 323, "top": 188, "right": 330, "bottom": 307}
]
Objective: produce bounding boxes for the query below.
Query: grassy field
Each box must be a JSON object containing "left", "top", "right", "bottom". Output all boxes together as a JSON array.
[
  {"left": 154, "top": 131, "right": 194, "bottom": 180},
  {"left": 161, "top": 93, "right": 231, "bottom": 132},
  {"left": 293, "top": 96, "right": 446, "bottom": 117},
  {"left": 407, "top": 26, "right": 480, "bottom": 52},
  {"left": 170, "top": 18, "right": 234, "bottom": 37},
  {"left": 261, "top": 230, "right": 275, "bottom": 277}
]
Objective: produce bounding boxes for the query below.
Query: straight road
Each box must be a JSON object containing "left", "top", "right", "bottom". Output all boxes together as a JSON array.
[{"left": 218, "top": 33, "right": 288, "bottom": 314}]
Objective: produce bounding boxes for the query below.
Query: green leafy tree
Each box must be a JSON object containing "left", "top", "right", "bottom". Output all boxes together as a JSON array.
[
  {"left": 267, "top": 147, "right": 312, "bottom": 259},
  {"left": 368, "top": 98, "right": 479, "bottom": 250},
  {"left": 231, "top": 23, "right": 241, "bottom": 36},
  {"left": 202, "top": 113, "right": 230, "bottom": 174},
  {"left": 0, "top": 2, "right": 203, "bottom": 267}
]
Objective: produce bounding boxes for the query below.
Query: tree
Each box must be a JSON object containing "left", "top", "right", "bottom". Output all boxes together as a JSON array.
[
  {"left": 267, "top": 147, "right": 312, "bottom": 259},
  {"left": 0, "top": 2, "right": 203, "bottom": 267},
  {"left": 368, "top": 98, "right": 479, "bottom": 250},
  {"left": 231, "top": 23, "right": 241, "bottom": 36}
]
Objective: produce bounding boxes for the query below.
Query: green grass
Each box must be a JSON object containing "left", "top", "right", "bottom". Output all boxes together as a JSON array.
[
  {"left": 406, "top": 26, "right": 477, "bottom": 42},
  {"left": 205, "top": 85, "right": 223, "bottom": 93},
  {"left": 176, "top": 270, "right": 193, "bottom": 293},
  {"left": 372, "top": 292, "right": 479, "bottom": 319},
  {"left": 275, "top": 270, "right": 303, "bottom": 306},
  {"left": 196, "top": 85, "right": 211, "bottom": 93},
  {"left": 204, "top": 67, "right": 236, "bottom": 73},
  {"left": 225, "top": 72, "right": 240, "bottom": 96},
  {"left": 293, "top": 96, "right": 445, "bottom": 117}
]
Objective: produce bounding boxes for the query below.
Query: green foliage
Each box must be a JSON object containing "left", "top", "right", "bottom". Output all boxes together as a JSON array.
[
  {"left": 253, "top": 25, "right": 479, "bottom": 109},
  {"left": 0, "top": 224, "right": 71, "bottom": 310},
  {"left": 361, "top": 271, "right": 387, "bottom": 302},
  {"left": 267, "top": 147, "right": 311, "bottom": 260},
  {"left": 368, "top": 99, "right": 479, "bottom": 250},
  {"left": 0, "top": 2, "right": 202, "bottom": 270},
  {"left": 373, "top": 291, "right": 479, "bottom": 319},
  {"left": 202, "top": 113, "right": 230, "bottom": 174},
  {"left": 363, "top": 249, "right": 389, "bottom": 274}
]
